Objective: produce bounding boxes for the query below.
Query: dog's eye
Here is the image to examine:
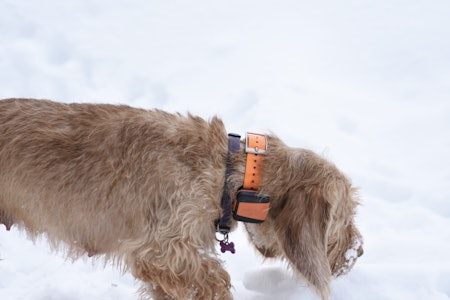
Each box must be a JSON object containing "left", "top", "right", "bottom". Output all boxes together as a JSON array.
[
  {"left": 270, "top": 197, "right": 288, "bottom": 217},
  {"left": 279, "top": 197, "right": 288, "bottom": 210}
]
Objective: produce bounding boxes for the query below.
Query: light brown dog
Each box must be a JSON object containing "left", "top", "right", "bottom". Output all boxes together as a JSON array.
[{"left": 0, "top": 98, "right": 362, "bottom": 300}]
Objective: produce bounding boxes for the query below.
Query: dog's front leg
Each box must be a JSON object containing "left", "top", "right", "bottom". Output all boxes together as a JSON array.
[{"left": 126, "top": 237, "right": 232, "bottom": 300}]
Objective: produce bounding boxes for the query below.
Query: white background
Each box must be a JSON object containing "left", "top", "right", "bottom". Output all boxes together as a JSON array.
[{"left": 1, "top": 1, "right": 449, "bottom": 299}]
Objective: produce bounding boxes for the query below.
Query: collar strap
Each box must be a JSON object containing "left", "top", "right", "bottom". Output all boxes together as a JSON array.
[
  {"left": 217, "top": 133, "right": 241, "bottom": 235},
  {"left": 243, "top": 133, "right": 267, "bottom": 190},
  {"left": 232, "top": 133, "right": 270, "bottom": 223}
]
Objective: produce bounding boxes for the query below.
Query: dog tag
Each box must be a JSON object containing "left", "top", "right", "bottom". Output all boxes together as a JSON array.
[{"left": 220, "top": 240, "right": 236, "bottom": 254}]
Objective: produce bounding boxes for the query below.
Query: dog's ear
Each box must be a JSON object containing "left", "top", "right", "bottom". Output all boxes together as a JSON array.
[{"left": 274, "top": 186, "right": 332, "bottom": 300}]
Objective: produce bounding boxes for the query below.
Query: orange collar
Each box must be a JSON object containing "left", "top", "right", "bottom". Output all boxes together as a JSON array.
[
  {"left": 232, "top": 133, "right": 270, "bottom": 223},
  {"left": 243, "top": 133, "right": 267, "bottom": 190}
]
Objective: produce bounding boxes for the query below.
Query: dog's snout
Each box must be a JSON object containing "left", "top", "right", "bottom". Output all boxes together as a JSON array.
[{"left": 357, "top": 246, "right": 364, "bottom": 258}]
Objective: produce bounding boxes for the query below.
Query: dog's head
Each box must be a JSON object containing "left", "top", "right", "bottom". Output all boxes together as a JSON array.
[{"left": 242, "top": 137, "right": 363, "bottom": 299}]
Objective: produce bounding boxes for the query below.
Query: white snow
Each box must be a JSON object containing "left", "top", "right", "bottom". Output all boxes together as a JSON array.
[{"left": 1, "top": 0, "right": 450, "bottom": 299}]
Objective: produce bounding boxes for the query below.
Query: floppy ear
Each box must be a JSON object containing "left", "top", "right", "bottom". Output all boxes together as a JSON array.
[{"left": 274, "top": 187, "right": 332, "bottom": 300}]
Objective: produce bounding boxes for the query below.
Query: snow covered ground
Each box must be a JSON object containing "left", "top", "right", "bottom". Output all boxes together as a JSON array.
[{"left": 1, "top": 0, "right": 450, "bottom": 299}]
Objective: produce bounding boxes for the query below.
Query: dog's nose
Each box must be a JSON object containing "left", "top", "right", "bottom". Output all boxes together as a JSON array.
[{"left": 357, "top": 247, "right": 364, "bottom": 257}]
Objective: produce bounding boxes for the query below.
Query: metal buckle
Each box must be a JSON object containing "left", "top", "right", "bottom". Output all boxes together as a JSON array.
[{"left": 245, "top": 132, "right": 267, "bottom": 154}]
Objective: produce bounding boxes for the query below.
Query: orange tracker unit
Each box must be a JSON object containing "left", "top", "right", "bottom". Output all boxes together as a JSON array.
[{"left": 232, "top": 189, "right": 270, "bottom": 223}]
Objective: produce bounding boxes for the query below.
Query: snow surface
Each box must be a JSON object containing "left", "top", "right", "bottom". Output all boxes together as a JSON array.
[{"left": 1, "top": 0, "right": 450, "bottom": 299}]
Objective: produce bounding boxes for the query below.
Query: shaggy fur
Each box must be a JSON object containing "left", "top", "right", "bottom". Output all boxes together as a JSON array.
[{"left": 0, "top": 98, "right": 363, "bottom": 300}]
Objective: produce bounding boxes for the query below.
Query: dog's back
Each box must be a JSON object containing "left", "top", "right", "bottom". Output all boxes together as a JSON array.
[{"left": 0, "top": 98, "right": 227, "bottom": 257}]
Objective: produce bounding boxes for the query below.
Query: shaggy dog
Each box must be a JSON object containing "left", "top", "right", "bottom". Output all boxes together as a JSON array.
[{"left": 0, "top": 98, "right": 363, "bottom": 300}]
